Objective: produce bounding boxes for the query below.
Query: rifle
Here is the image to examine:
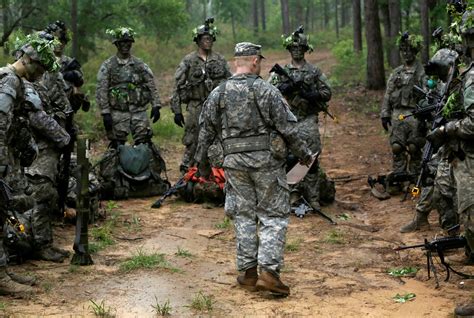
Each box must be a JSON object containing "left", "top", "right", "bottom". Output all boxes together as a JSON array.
[
  {"left": 270, "top": 63, "right": 335, "bottom": 120},
  {"left": 292, "top": 195, "right": 336, "bottom": 224},
  {"left": 398, "top": 85, "right": 441, "bottom": 121},
  {"left": 57, "top": 110, "right": 75, "bottom": 216},
  {"left": 394, "top": 229, "right": 473, "bottom": 287},
  {"left": 151, "top": 176, "right": 187, "bottom": 209},
  {"left": 368, "top": 171, "right": 419, "bottom": 201}
]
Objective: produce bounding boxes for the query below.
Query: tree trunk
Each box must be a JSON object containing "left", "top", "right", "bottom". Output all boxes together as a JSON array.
[
  {"left": 380, "top": 1, "right": 390, "bottom": 66},
  {"left": 335, "top": 0, "right": 339, "bottom": 39},
  {"left": 420, "top": 0, "right": 430, "bottom": 64},
  {"left": 253, "top": 0, "right": 259, "bottom": 34},
  {"left": 202, "top": 0, "right": 207, "bottom": 21},
  {"left": 353, "top": 0, "right": 362, "bottom": 52},
  {"left": 71, "top": 0, "right": 78, "bottom": 58},
  {"left": 2, "top": 0, "right": 9, "bottom": 55},
  {"left": 231, "top": 11, "right": 236, "bottom": 42},
  {"left": 280, "top": 0, "right": 290, "bottom": 34},
  {"left": 294, "top": 0, "right": 303, "bottom": 30},
  {"left": 388, "top": 0, "right": 401, "bottom": 67},
  {"left": 364, "top": 0, "right": 385, "bottom": 90},
  {"left": 260, "top": 0, "right": 266, "bottom": 31},
  {"left": 341, "top": 0, "right": 347, "bottom": 28},
  {"left": 323, "top": 0, "right": 329, "bottom": 29}
]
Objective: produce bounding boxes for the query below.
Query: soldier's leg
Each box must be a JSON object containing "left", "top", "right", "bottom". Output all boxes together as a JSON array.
[
  {"left": 389, "top": 115, "right": 408, "bottom": 174},
  {"left": 406, "top": 117, "right": 425, "bottom": 174},
  {"left": 433, "top": 158, "right": 458, "bottom": 229},
  {"left": 301, "top": 117, "right": 322, "bottom": 210},
  {"left": 400, "top": 185, "right": 431, "bottom": 233},
  {"left": 407, "top": 143, "right": 422, "bottom": 174},
  {"left": 110, "top": 110, "right": 131, "bottom": 147},
  {"left": 180, "top": 102, "right": 202, "bottom": 173},
  {"left": 0, "top": 234, "right": 33, "bottom": 295}
]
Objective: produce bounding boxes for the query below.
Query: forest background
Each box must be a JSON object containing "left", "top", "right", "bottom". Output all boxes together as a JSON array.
[{"left": 0, "top": 0, "right": 455, "bottom": 145}]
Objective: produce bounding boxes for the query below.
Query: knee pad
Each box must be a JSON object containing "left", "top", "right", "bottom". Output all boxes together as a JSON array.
[
  {"left": 391, "top": 143, "right": 404, "bottom": 155},
  {"left": 408, "top": 143, "right": 419, "bottom": 155}
]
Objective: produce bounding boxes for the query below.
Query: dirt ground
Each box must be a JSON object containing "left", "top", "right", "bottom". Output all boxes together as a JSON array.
[{"left": 3, "top": 50, "right": 472, "bottom": 317}]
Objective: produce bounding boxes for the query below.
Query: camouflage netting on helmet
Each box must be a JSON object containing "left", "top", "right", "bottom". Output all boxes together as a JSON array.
[
  {"left": 13, "top": 32, "right": 60, "bottom": 72},
  {"left": 282, "top": 25, "right": 314, "bottom": 52},
  {"left": 460, "top": 9, "right": 474, "bottom": 35},
  {"left": 192, "top": 17, "right": 218, "bottom": 42},
  {"left": 106, "top": 26, "right": 136, "bottom": 43},
  {"left": 396, "top": 32, "right": 423, "bottom": 52}
]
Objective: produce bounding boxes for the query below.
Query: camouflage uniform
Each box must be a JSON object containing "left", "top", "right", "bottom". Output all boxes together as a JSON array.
[
  {"left": 196, "top": 44, "right": 310, "bottom": 276},
  {"left": 96, "top": 55, "right": 161, "bottom": 145},
  {"left": 381, "top": 60, "right": 427, "bottom": 174},
  {"left": 269, "top": 62, "right": 331, "bottom": 209},
  {"left": 171, "top": 51, "right": 231, "bottom": 170}
]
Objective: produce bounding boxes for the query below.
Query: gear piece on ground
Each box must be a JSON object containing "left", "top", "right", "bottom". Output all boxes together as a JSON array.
[
  {"left": 7, "top": 271, "right": 36, "bottom": 286},
  {"left": 0, "top": 270, "right": 34, "bottom": 297},
  {"left": 255, "top": 271, "right": 290, "bottom": 296},
  {"left": 34, "top": 246, "right": 68, "bottom": 263}
]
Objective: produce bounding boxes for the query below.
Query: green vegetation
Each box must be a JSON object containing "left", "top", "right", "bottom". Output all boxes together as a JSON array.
[
  {"left": 324, "top": 229, "right": 345, "bottom": 244},
  {"left": 175, "top": 247, "right": 193, "bottom": 258},
  {"left": 0, "top": 302, "right": 7, "bottom": 311},
  {"left": 215, "top": 216, "right": 232, "bottom": 229},
  {"left": 119, "top": 248, "right": 179, "bottom": 273},
  {"left": 331, "top": 38, "right": 366, "bottom": 87},
  {"left": 89, "top": 299, "right": 116, "bottom": 318},
  {"left": 285, "top": 238, "right": 304, "bottom": 252},
  {"left": 336, "top": 213, "right": 350, "bottom": 221},
  {"left": 188, "top": 291, "right": 214, "bottom": 312},
  {"left": 393, "top": 293, "right": 416, "bottom": 303},
  {"left": 388, "top": 267, "right": 418, "bottom": 277},
  {"left": 151, "top": 297, "right": 172, "bottom": 316}
]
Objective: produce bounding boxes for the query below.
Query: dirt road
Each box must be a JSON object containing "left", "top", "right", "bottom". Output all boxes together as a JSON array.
[{"left": 4, "top": 50, "right": 471, "bottom": 317}]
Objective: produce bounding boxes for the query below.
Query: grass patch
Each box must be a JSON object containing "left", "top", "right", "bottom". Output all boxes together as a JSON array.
[
  {"left": 215, "top": 216, "right": 231, "bottom": 230},
  {"left": 393, "top": 293, "right": 416, "bottom": 303},
  {"left": 388, "top": 267, "right": 418, "bottom": 277},
  {"left": 119, "top": 248, "right": 180, "bottom": 273},
  {"left": 324, "top": 229, "right": 345, "bottom": 244},
  {"left": 188, "top": 291, "right": 214, "bottom": 312},
  {"left": 0, "top": 302, "right": 7, "bottom": 311},
  {"left": 42, "top": 281, "right": 53, "bottom": 293},
  {"left": 175, "top": 247, "right": 193, "bottom": 258},
  {"left": 89, "top": 299, "right": 116, "bottom": 317},
  {"left": 285, "top": 238, "right": 304, "bottom": 252},
  {"left": 151, "top": 297, "right": 172, "bottom": 316}
]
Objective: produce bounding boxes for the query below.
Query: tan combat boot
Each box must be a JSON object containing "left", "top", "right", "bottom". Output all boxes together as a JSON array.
[
  {"left": 237, "top": 267, "right": 258, "bottom": 292},
  {"left": 6, "top": 270, "right": 36, "bottom": 286},
  {"left": 0, "top": 268, "right": 34, "bottom": 297},
  {"left": 255, "top": 271, "right": 290, "bottom": 296},
  {"left": 400, "top": 212, "right": 429, "bottom": 233}
]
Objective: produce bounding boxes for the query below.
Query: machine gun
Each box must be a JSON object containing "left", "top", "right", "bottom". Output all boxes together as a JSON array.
[
  {"left": 270, "top": 63, "right": 335, "bottom": 120},
  {"left": 394, "top": 227, "right": 474, "bottom": 288},
  {"left": 151, "top": 176, "right": 187, "bottom": 209}
]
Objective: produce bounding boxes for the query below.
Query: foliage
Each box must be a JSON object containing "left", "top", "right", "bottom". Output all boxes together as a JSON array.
[
  {"left": 105, "top": 27, "right": 137, "bottom": 41},
  {"left": 324, "top": 229, "right": 344, "bottom": 244},
  {"left": 151, "top": 297, "right": 172, "bottom": 316},
  {"left": 388, "top": 267, "right": 418, "bottom": 277},
  {"left": 188, "top": 291, "right": 214, "bottom": 312},
  {"left": 175, "top": 247, "right": 193, "bottom": 258},
  {"left": 12, "top": 32, "right": 60, "bottom": 71},
  {"left": 119, "top": 248, "right": 179, "bottom": 272},
  {"left": 331, "top": 39, "right": 366, "bottom": 87},
  {"left": 215, "top": 216, "right": 231, "bottom": 229},
  {"left": 285, "top": 238, "right": 304, "bottom": 252},
  {"left": 393, "top": 293, "right": 416, "bottom": 303},
  {"left": 336, "top": 213, "right": 350, "bottom": 221},
  {"left": 89, "top": 299, "right": 116, "bottom": 318}
]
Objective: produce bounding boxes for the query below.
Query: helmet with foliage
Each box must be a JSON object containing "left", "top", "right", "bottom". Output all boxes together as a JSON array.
[
  {"left": 460, "top": 9, "right": 474, "bottom": 36},
  {"left": 44, "top": 20, "right": 70, "bottom": 44},
  {"left": 282, "top": 25, "right": 314, "bottom": 52},
  {"left": 14, "top": 32, "right": 60, "bottom": 72},
  {"left": 193, "top": 17, "right": 218, "bottom": 43},
  {"left": 397, "top": 32, "right": 423, "bottom": 53},
  {"left": 106, "top": 27, "right": 136, "bottom": 43}
]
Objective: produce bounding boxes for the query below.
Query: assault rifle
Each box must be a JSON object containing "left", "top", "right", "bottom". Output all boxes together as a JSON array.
[
  {"left": 270, "top": 63, "right": 335, "bottom": 120},
  {"left": 151, "top": 176, "right": 187, "bottom": 209},
  {"left": 394, "top": 228, "right": 474, "bottom": 287},
  {"left": 57, "top": 110, "right": 75, "bottom": 216},
  {"left": 398, "top": 85, "right": 441, "bottom": 121},
  {"left": 368, "top": 171, "right": 419, "bottom": 201}
]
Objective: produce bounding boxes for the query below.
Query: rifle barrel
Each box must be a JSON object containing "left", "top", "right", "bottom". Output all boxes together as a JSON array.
[{"left": 394, "top": 243, "right": 426, "bottom": 251}]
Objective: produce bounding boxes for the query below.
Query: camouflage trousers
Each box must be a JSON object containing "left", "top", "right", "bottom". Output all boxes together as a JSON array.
[
  {"left": 108, "top": 109, "right": 152, "bottom": 144},
  {"left": 452, "top": 155, "right": 474, "bottom": 233},
  {"left": 389, "top": 109, "right": 425, "bottom": 173},
  {"left": 181, "top": 100, "right": 203, "bottom": 170},
  {"left": 224, "top": 166, "right": 290, "bottom": 275}
]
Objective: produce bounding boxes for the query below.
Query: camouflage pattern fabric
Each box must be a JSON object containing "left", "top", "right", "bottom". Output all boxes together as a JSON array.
[
  {"left": 59, "top": 55, "right": 84, "bottom": 99},
  {"left": 171, "top": 51, "right": 231, "bottom": 168},
  {"left": 96, "top": 55, "right": 161, "bottom": 143},
  {"left": 381, "top": 60, "right": 426, "bottom": 173},
  {"left": 196, "top": 73, "right": 310, "bottom": 275}
]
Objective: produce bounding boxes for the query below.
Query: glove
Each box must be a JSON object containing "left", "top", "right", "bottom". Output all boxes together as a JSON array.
[
  {"left": 174, "top": 113, "right": 185, "bottom": 127},
  {"left": 381, "top": 117, "right": 391, "bottom": 131},
  {"left": 300, "top": 90, "right": 321, "bottom": 104},
  {"left": 102, "top": 113, "right": 113, "bottom": 132},
  {"left": 299, "top": 151, "right": 313, "bottom": 167},
  {"left": 426, "top": 126, "right": 447, "bottom": 146},
  {"left": 150, "top": 106, "right": 161, "bottom": 123},
  {"left": 277, "top": 82, "right": 295, "bottom": 95},
  {"left": 63, "top": 70, "right": 84, "bottom": 87}
]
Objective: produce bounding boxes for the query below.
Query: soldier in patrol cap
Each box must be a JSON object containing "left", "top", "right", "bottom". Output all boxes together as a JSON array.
[
  {"left": 170, "top": 18, "right": 231, "bottom": 174},
  {"left": 196, "top": 42, "right": 312, "bottom": 297}
]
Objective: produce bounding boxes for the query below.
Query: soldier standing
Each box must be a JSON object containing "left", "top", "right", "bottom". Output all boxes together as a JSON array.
[
  {"left": 381, "top": 33, "right": 426, "bottom": 193},
  {"left": 170, "top": 18, "right": 231, "bottom": 174},
  {"left": 269, "top": 26, "right": 331, "bottom": 213},
  {"left": 195, "top": 42, "right": 312, "bottom": 296}
]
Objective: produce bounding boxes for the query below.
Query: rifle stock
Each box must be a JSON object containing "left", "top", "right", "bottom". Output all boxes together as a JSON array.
[{"left": 151, "top": 177, "right": 187, "bottom": 209}]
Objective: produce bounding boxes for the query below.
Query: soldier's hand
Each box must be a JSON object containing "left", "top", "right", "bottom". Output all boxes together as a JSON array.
[
  {"left": 150, "top": 106, "right": 161, "bottom": 123},
  {"left": 300, "top": 89, "right": 321, "bottom": 103},
  {"left": 299, "top": 151, "right": 313, "bottom": 167},
  {"left": 174, "top": 113, "right": 185, "bottom": 127},
  {"left": 102, "top": 113, "right": 113, "bottom": 132},
  {"left": 426, "top": 126, "right": 447, "bottom": 146},
  {"left": 381, "top": 117, "right": 391, "bottom": 131},
  {"left": 277, "top": 82, "right": 295, "bottom": 95}
]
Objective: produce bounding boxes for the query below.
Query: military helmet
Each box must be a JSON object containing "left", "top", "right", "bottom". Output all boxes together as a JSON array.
[
  {"left": 192, "top": 17, "right": 218, "bottom": 42},
  {"left": 282, "top": 26, "right": 314, "bottom": 52},
  {"left": 460, "top": 9, "right": 474, "bottom": 36},
  {"left": 397, "top": 31, "right": 423, "bottom": 53},
  {"left": 106, "top": 27, "right": 136, "bottom": 44},
  {"left": 15, "top": 32, "right": 60, "bottom": 72},
  {"left": 44, "top": 20, "right": 69, "bottom": 44}
]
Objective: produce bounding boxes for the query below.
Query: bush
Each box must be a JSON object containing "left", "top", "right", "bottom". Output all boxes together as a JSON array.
[{"left": 331, "top": 39, "right": 366, "bottom": 87}]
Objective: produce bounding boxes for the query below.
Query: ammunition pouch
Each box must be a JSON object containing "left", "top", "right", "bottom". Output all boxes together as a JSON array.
[{"left": 223, "top": 134, "right": 269, "bottom": 155}]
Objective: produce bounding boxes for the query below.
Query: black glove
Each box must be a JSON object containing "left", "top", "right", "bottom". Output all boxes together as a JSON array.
[
  {"left": 150, "top": 106, "right": 161, "bottom": 123},
  {"left": 102, "top": 113, "right": 113, "bottom": 132},
  {"left": 381, "top": 117, "right": 391, "bottom": 131},
  {"left": 174, "top": 113, "right": 185, "bottom": 127},
  {"left": 426, "top": 126, "right": 447, "bottom": 146},
  {"left": 299, "top": 151, "right": 313, "bottom": 167},
  {"left": 277, "top": 82, "right": 295, "bottom": 95},
  {"left": 63, "top": 70, "right": 84, "bottom": 87},
  {"left": 300, "top": 90, "right": 322, "bottom": 104}
]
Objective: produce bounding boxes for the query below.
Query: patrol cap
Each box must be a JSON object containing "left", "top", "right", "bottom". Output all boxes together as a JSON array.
[{"left": 234, "top": 42, "right": 265, "bottom": 59}]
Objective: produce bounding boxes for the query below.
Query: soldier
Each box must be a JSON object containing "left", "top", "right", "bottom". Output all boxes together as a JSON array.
[
  {"left": 269, "top": 26, "right": 331, "bottom": 213},
  {"left": 195, "top": 42, "right": 312, "bottom": 296},
  {"left": 170, "top": 18, "right": 231, "bottom": 174},
  {"left": 96, "top": 26, "right": 161, "bottom": 148},
  {"left": 381, "top": 32, "right": 426, "bottom": 193},
  {"left": 0, "top": 32, "right": 60, "bottom": 295},
  {"left": 426, "top": 9, "right": 474, "bottom": 316}
]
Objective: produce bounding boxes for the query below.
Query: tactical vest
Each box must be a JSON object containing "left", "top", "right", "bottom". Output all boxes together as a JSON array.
[
  {"left": 186, "top": 56, "right": 228, "bottom": 103},
  {"left": 389, "top": 62, "right": 424, "bottom": 109}
]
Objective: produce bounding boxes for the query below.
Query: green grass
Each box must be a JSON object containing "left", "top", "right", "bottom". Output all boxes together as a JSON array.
[
  {"left": 215, "top": 216, "right": 231, "bottom": 230},
  {"left": 388, "top": 267, "right": 418, "bottom": 277},
  {"left": 324, "top": 229, "right": 345, "bottom": 244},
  {"left": 152, "top": 107, "right": 183, "bottom": 144},
  {"left": 285, "top": 238, "right": 304, "bottom": 252},
  {"left": 188, "top": 291, "right": 214, "bottom": 312},
  {"left": 89, "top": 299, "right": 116, "bottom": 318},
  {"left": 119, "top": 248, "right": 180, "bottom": 273},
  {"left": 175, "top": 247, "right": 193, "bottom": 258},
  {"left": 151, "top": 297, "right": 172, "bottom": 316},
  {"left": 0, "top": 302, "right": 7, "bottom": 311}
]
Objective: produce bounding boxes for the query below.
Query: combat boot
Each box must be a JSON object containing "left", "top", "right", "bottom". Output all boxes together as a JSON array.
[
  {"left": 455, "top": 303, "right": 474, "bottom": 317},
  {"left": 237, "top": 266, "right": 258, "bottom": 291},
  {"left": 400, "top": 212, "right": 429, "bottom": 233},
  {"left": 34, "top": 246, "right": 68, "bottom": 263},
  {"left": 255, "top": 271, "right": 290, "bottom": 296},
  {"left": 0, "top": 268, "right": 34, "bottom": 297},
  {"left": 448, "top": 230, "right": 474, "bottom": 265},
  {"left": 6, "top": 270, "right": 36, "bottom": 286}
]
